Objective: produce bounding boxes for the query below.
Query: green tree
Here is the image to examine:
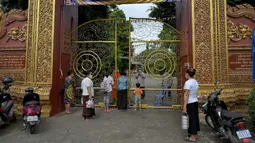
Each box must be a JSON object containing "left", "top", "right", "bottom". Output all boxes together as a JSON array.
[
  {"left": 148, "top": 2, "right": 176, "bottom": 28},
  {"left": 78, "top": 5, "right": 115, "bottom": 24},
  {"left": 227, "top": 0, "right": 255, "bottom": 6},
  {"left": 109, "top": 8, "right": 133, "bottom": 71},
  {"left": 0, "top": 0, "right": 27, "bottom": 12},
  {"left": 148, "top": 3, "right": 177, "bottom": 54}
]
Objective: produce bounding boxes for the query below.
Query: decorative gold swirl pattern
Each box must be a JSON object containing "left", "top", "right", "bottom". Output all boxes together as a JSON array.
[
  {"left": 6, "top": 25, "right": 27, "bottom": 42},
  {"left": 73, "top": 50, "right": 102, "bottom": 79},
  {"left": 0, "top": 9, "right": 27, "bottom": 39},
  {"left": 144, "top": 50, "right": 175, "bottom": 80},
  {"left": 227, "top": 19, "right": 252, "bottom": 42}
]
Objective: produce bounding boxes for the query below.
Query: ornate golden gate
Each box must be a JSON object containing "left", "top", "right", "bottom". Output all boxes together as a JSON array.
[
  {"left": 71, "top": 18, "right": 181, "bottom": 107},
  {"left": 128, "top": 18, "right": 181, "bottom": 108},
  {"left": 71, "top": 19, "right": 122, "bottom": 105}
]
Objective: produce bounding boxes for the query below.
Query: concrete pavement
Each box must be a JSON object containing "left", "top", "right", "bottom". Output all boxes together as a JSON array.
[{"left": 0, "top": 108, "right": 219, "bottom": 143}]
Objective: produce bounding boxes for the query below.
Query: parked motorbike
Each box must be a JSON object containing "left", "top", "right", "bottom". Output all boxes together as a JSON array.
[
  {"left": 22, "top": 88, "right": 41, "bottom": 134},
  {"left": 0, "top": 77, "right": 16, "bottom": 126},
  {"left": 201, "top": 81, "right": 252, "bottom": 143}
]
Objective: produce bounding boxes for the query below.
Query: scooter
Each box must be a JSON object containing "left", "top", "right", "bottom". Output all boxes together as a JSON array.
[
  {"left": 0, "top": 77, "right": 16, "bottom": 126},
  {"left": 21, "top": 88, "right": 41, "bottom": 134},
  {"left": 201, "top": 81, "right": 252, "bottom": 143}
]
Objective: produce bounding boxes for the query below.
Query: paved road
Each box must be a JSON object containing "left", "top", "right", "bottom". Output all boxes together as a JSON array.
[
  {"left": 92, "top": 75, "right": 178, "bottom": 106},
  {"left": 0, "top": 108, "right": 219, "bottom": 143}
]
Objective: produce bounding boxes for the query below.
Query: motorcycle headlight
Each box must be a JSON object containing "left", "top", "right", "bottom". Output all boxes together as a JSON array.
[{"left": 201, "top": 102, "right": 208, "bottom": 112}]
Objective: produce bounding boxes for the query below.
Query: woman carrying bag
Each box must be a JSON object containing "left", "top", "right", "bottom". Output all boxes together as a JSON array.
[
  {"left": 81, "top": 72, "right": 95, "bottom": 121},
  {"left": 183, "top": 68, "right": 200, "bottom": 142}
]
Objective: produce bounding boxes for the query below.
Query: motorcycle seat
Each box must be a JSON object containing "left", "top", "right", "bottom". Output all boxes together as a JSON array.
[
  {"left": 221, "top": 110, "right": 243, "bottom": 121},
  {"left": 24, "top": 101, "right": 40, "bottom": 106}
]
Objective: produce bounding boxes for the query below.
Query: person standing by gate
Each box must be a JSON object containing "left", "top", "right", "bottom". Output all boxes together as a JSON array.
[
  {"left": 182, "top": 68, "right": 200, "bottom": 142},
  {"left": 112, "top": 69, "right": 120, "bottom": 104},
  {"left": 81, "top": 72, "right": 95, "bottom": 120},
  {"left": 162, "top": 76, "right": 173, "bottom": 97},
  {"left": 103, "top": 73, "right": 114, "bottom": 113},
  {"left": 63, "top": 70, "right": 75, "bottom": 114},
  {"left": 136, "top": 70, "right": 146, "bottom": 99},
  {"left": 117, "top": 71, "right": 128, "bottom": 110},
  {"left": 133, "top": 83, "right": 143, "bottom": 110}
]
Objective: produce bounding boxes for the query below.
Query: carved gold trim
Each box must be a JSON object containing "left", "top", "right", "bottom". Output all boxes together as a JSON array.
[
  {"left": 227, "top": 4, "right": 255, "bottom": 21},
  {"left": 198, "top": 84, "right": 254, "bottom": 114},
  {"left": 224, "top": 0, "right": 229, "bottom": 82},
  {"left": 0, "top": 46, "right": 26, "bottom": 51},
  {"left": 192, "top": 0, "right": 195, "bottom": 68},
  {"left": 0, "top": 9, "right": 27, "bottom": 39},
  {"left": 0, "top": 72, "right": 25, "bottom": 82},
  {"left": 210, "top": 0, "right": 215, "bottom": 83},
  {"left": 219, "top": 0, "right": 228, "bottom": 83},
  {"left": 34, "top": 0, "right": 40, "bottom": 83},
  {"left": 193, "top": 0, "right": 213, "bottom": 84},
  {"left": 23, "top": 0, "right": 55, "bottom": 117},
  {"left": 228, "top": 44, "right": 251, "bottom": 51},
  {"left": 6, "top": 25, "right": 27, "bottom": 42},
  {"left": 227, "top": 19, "right": 252, "bottom": 42}
]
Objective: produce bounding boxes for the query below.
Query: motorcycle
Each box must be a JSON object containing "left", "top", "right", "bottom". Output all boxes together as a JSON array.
[
  {"left": 22, "top": 88, "right": 41, "bottom": 134},
  {"left": 0, "top": 77, "right": 16, "bottom": 126},
  {"left": 201, "top": 81, "right": 252, "bottom": 143}
]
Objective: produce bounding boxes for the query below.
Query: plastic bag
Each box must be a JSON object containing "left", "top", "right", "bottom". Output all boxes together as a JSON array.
[
  {"left": 182, "top": 112, "right": 189, "bottom": 130},
  {"left": 86, "top": 99, "right": 95, "bottom": 109}
]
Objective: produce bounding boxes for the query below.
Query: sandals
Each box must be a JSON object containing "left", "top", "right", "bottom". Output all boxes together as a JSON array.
[
  {"left": 184, "top": 136, "right": 196, "bottom": 142},
  {"left": 188, "top": 134, "right": 198, "bottom": 139}
]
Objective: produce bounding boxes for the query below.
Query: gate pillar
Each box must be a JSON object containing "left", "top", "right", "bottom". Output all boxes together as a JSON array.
[
  {"left": 192, "top": 0, "right": 255, "bottom": 114},
  {"left": 192, "top": 0, "right": 228, "bottom": 85},
  {"left": 24, "top": 0, "right": 56, "bottom": 117},
  {"left": 10, "top": 0, "right": 62, "bottom": 117}
]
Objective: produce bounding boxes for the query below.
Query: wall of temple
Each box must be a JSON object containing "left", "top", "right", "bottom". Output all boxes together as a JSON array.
[
  {"left": 192, "top": 1, "right": 255, "bottom": 114},
  {"left": 0, "top": 0, "right": 78, "bottom": 117},
  {"left": 0, "top": 0, "right": 254, "bottom": 117},
  {"left": 0, "top": 9, "right": 28, "bottom": 114}
]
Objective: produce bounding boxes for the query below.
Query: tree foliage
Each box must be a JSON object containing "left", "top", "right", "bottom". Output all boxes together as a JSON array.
[
  {"left": 247, "top": 88, "right": 255, "bottom": 131},
  {"left": 109, "top": 8, "right": 133, "bottom": 70},
  {"left": 148, "top": 2, "right": 177, "bottom": 54},
  {"left": 148, "top": 2, "right": 176, "bottom": 28},
  {"left": 227, "top": 0, "right": 255, "bottom": 6},
  {"left": 0, "top": 0, "right": 28, "bottom": 12},
  {"left": 78, "top": 5, "right": 115, "bottom": 24}
]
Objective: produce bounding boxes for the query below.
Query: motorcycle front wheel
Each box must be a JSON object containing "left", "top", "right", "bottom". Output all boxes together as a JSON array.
[
  {"left": 205, "top": 115, "right": 215, "bottom": 130},
  {"left": 12, "top": 113, "right": 16, "bottom": 122},
  {"left": 29, "top": 125, "right": 36, "bottom": 134}
]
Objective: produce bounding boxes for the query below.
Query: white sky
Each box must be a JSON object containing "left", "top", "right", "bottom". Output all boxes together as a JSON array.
[
  {"left": 118, "top": 3, "right": 162, "bottom": 55},
  {"left": 118, "top": 3, "right": 153, "bottom": 19}
]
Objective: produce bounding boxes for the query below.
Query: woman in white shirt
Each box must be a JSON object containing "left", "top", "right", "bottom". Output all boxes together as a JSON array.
[
  {"left": 81, "top": 72, "right": 95, "bottom": 121},
  {"left": 183, "top": 68, "right": 200, "bottom": 142}
]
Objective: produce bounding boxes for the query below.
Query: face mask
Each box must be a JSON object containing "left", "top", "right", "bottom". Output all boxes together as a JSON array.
[
  {"left": 185, "top": 74, "right": 189, "bottom": 79},
  {"left": 89, "top": 74, "right": 92, "bottom": 79}
]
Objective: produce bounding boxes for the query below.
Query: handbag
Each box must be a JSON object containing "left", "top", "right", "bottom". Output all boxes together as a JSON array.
[
  {"left": 86, "top": 99, "right": 95, "bottom": 109},
  {"left": 182, "top": 112, "right": 189, "bottom": 130}
]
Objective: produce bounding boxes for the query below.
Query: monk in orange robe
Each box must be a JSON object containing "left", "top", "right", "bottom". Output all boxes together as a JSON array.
[{"left": 112, "top": 69, "right": 120, "bottom": 104}]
